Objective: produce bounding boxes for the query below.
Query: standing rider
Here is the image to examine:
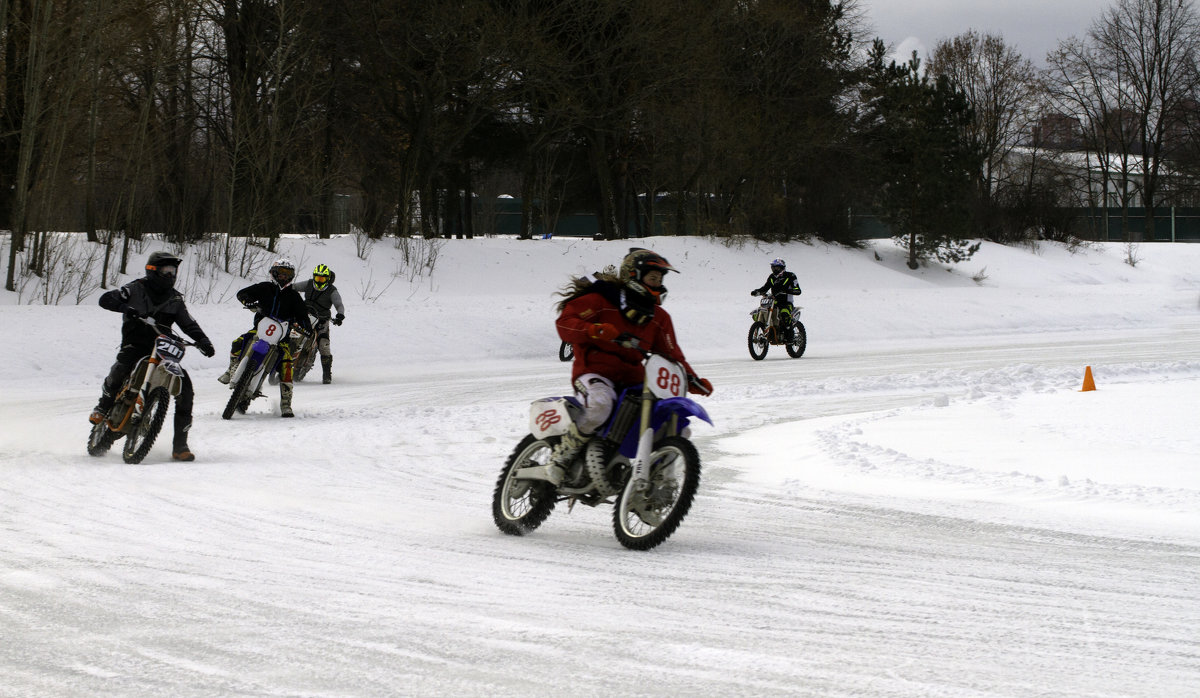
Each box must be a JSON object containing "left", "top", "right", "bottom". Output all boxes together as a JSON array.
[
  {"left": 548, "top": 248, "right": 713, "bottom": 486},
  {"left": 90, "top": 251, "right": 216, "bottom": 461},
  {"left": 290, "top": 263, "right": 346, "bottom": 384},
  {"left": 751, "top": 258, "right": 802, "bottom": 330},
  {"left": 217, "top": 258, "right": 313, "bottom": 418}
]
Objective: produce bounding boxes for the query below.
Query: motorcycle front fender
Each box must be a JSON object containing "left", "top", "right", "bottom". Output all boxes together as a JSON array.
[
  {"left": 617, "top": 397, "right": 711, "bottom": 458},
  {"left": 654, "top": 397, "right": 713, "bottom": 427},
  {"left": 229, "top": 339, "right": 270, "bottom": 386}
]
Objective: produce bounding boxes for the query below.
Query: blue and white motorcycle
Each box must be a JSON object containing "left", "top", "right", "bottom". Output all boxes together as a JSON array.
[
  {"left": 493, "top": 345, "right": 712, "bottom": 550},
  {"left": 221, "top": 311, "right": 292, "bottom": 419}
]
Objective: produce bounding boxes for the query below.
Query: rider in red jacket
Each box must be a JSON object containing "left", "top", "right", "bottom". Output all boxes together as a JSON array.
[{"left": 547, "top": 248, "right": 712, "bottom": 485}]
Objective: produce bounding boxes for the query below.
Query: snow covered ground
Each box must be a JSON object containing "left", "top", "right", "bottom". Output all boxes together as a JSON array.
[{"left": 1, "top": 234, "right": 1198, "bottom": 696}]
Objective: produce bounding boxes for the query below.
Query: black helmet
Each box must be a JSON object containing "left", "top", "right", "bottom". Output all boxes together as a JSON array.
[
  {"left": 269, "top": 258, "right": 296, "bottom": 289},
  {"left": 620, "top": 248, "right": 676, "bottom": 305},
  {"left": 145, "top": 251, "right": 182, "bottom": 291}
]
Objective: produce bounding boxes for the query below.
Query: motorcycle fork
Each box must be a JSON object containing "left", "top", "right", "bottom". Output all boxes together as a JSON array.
[
  {"left": 628, "top": 383, "right": 656, "bottom": 490},
  {"left": 130, "top": 356, "right": 162, "bottom": 423}
]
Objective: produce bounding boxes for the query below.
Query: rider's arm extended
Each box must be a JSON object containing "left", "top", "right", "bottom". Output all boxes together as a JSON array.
[
  {"left": 99, "top": 280, "right": 149, "bottom": 317},
  {"left": 172, "top": 304, "right": 212, "bottom": 347}
]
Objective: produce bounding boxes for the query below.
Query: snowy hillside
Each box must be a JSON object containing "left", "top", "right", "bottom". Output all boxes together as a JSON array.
[{"left": 1, "top": 235, "right": 1198, "bottom": 696}]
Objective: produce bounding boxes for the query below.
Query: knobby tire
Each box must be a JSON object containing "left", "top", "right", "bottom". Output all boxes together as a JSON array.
[
  {"left": 223, "top": 360, "right": 257, "bottom": 419},
  {"left": 87, "top": 419, "right": 121, "bottom": 456},
  {"left": 493, "top": 434, "right": 558, "bottom": 536},
  {"left": 122, "top": 387, "right": 170, "bottom": 464},
  {"left": 785, "top": 321, "right": 808, "bottom": 358},
  {"left": 747, "top": 321, "right": 769, "bottom": 360},
  {"left": 612, "top": 436, "right": 701, "bottom": 551}
]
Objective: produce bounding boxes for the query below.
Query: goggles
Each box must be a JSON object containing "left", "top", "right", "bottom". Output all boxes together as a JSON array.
[
  {"left": 314, "top": 274, "right": 329, "bottom": 284},
  {"left": 148, "top": 264, "right": 178, "bottom": 278},
  {"left": 272, "top": 268, "right": 295, "bottom": 282}
]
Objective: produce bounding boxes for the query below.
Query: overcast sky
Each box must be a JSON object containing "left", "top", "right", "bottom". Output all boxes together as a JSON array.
[{"left": 856, "top": 0, "right": 1115, "bottom": 65}]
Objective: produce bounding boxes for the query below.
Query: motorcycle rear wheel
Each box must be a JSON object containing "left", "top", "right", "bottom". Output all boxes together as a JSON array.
[
  {"left": 613, "top": 436, "right": 701, "bottom": 550},
  {"left": 493, "top": 434, "right": 558, "bottom": 536},
  {"left": 86, "top": 418, "right": 121, "bottom": 456},
  {"left": 747, "top": 321, "right": 769, "bottom": 360},
  {"left": 294, "top": 341, "right": 317, "bottom": 381},
  {"left": 784, "top": 321, "right": 808, "bottom": 358},
  {"left": 122, "top": 387, "right": 170, "bottom": 464}
]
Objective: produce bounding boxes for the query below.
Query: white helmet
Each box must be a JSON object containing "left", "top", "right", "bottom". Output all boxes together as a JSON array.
[{"left": 269, "top": 258, "right": 296, "bottom": 288}]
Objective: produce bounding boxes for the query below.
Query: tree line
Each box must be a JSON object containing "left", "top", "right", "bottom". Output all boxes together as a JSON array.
[{"left": 4, "top": 0, "right": 1200, "bottom": 289}]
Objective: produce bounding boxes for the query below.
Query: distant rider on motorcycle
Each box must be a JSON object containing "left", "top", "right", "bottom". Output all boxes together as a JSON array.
[
  {"left": 751, "top": 258, "right": 802, "bottom": 328},
  {"left": 549, "top": 248, "right": 713, "bottom": 486},
  {"left": 290, "top": 263, "right": 346, "bottom": 384},
  {"left": 216, "top": 258, "right": 313, "bottom": 417},
  {"left": 90, "top": 251, "right": 216, "bottom": 461}
]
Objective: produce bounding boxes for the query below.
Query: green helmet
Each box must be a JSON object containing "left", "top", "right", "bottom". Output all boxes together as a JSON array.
[{"left": 313, "top": 264, "right": 332, "bottom": 290}]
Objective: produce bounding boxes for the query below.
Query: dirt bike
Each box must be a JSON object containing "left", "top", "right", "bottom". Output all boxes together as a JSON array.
[
  {"left": 222, "top": 310, "right": 294, "bottom": 419},
  {"left": 558, "top": 340, "right": 574, "bottom": 362},
  {"left": 493, "top": 341, "right": 712, "bottom": 550},
  {"left": 87, "top": 319, "right": 194, "bottom": 464},
  {"left": 747, "top": 295, "right": 807, "bottom": 360},
  {"left": 291, "top": 314, "right": 328, "bottom": 381}
]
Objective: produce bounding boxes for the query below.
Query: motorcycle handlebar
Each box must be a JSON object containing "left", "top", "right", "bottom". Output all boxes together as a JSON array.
[{"left": 139, "top": 317, "right": 196, "bottom": 347}]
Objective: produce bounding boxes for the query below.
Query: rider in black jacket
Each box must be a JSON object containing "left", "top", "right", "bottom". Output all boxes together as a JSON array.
[
  {"left": 217, "top": 258, "right": 312, "bottom": 418},
  {"left": 90, "top": 251, "right": 216, "bottom": 461},
  {"left": 751, "top": 258, "right": 802, "bottom": 328}
]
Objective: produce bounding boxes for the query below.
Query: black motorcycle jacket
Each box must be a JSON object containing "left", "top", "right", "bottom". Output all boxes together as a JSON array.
[
  {"left": 99, "top": 278, "right": 210, "bottom": 349},
  {"left": 753, "top": 271, "right": 801, "bottom": 299},
  {"left": 236, "top": 281, "right": 313, "bottom": 334}
]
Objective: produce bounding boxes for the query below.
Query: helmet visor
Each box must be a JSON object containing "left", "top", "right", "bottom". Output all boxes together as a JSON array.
[
  {"left": 271, "top": 267, "right": 295, "bottom": 284},
  {"left": 147, "top": 264, "right": 178, "bottom": 278}
]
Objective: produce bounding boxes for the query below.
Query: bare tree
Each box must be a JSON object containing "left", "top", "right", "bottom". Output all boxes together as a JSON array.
[
  {"left": 1047, "top": 0, "right": 1200, "bottom": 242},
  {"left": 929, "top": 30, "right": 1039, "bottom": 241},
  {"left": 1045, "top": 33, "right": 1143, "bottom": 240}
]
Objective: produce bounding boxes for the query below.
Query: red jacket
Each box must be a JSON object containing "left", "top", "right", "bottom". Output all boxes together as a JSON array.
[{"left": 556, "top": 282, "right": 698, "bottom": 387}]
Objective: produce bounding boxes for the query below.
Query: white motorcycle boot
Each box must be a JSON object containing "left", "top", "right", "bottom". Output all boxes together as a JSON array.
[
  {"left": 280, "top": 383, "right": 294, "bottom": 418},
  {"left": 217, "top": 354, "right": 239, "bottom": 384},
  {"left": 544, "top": 424, "right": 588, "bottom": 486}
]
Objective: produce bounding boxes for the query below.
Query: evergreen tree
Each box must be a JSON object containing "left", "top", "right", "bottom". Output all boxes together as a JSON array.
[{"left": 861, "top": 43, "right": 982, "bottom": 268}]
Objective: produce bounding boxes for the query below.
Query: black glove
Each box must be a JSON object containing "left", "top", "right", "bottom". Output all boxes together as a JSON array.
[
  {"left": 750, "top": 290, "right": 760, "bottom": 296},
  {"left": 196, "top": 339, "right": 215, "bottom": 358},
  {"left": 614, "top": 333, "right": 641, "bottom": 349},
  {"left": 122, "top": 305, "right": 146, "bottom": 320},
  {"left": 242, "top": 301, "right": 259, "bottom": 311},
  {"left": 333, "top": 313, "right": 345, "bottom": 326}
]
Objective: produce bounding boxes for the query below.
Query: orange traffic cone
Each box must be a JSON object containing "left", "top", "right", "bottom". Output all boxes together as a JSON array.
[{"left": 1080, "top": 365, "right": 1096, "bottom": 392}]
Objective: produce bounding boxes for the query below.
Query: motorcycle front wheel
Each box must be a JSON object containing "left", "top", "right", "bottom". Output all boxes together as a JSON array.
[
  {"left": 613, "top": 436, "right": 701, "bottom": 550},
  {"left": 784, "top": 321, "right": 808, "bottom": 358},
  {"left": 747, "top": 322, "right": 769, "bottom": 361},
  {"left": 493, "top": 434, "right": 558, "bottom": 536},
  {"left": 86, "top": 418, "right": 121, "bottom": 456},
  {"left": 558, "top": 341, "right": 574, "bottom": 362},
  {"left": 223, "top": 357, "right": 257, "bottom": 419},
  {"left": 122, "top": 387, "right": 170, "bottom": 464}
]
